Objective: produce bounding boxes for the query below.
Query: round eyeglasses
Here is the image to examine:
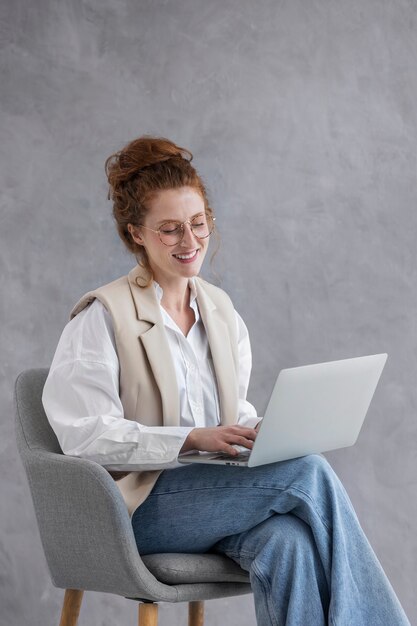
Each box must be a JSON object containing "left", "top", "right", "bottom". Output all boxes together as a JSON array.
[{"left": 138, "top": 212, "right": 216, "bottom": 246}]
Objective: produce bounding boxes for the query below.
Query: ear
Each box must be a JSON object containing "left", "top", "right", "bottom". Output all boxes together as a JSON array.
[{"left": 128, "top": 223, "right": 145, "bottom": 246}]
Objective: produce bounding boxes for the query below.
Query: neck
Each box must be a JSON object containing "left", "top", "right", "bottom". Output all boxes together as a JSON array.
[{"left": 153, "top": 274, "right": 192, "bottom": 313}]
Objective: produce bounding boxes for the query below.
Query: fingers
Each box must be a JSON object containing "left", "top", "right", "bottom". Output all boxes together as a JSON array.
[
  {"left": 233, "top": 435, "right": 255, "bottom": 449},
  {"left": 217, "top": 429, "right": 257, "bottom": 455},
  {"left": 221, "top": 439, "right": 254, "bottom": 456},
  {"left": 186, "top": 425, "right": 258, "bottom": 455},
  {"left": 222, "top": 443, "right": 240, "bottom": 456},
  {"left": 226, "top": 426, "right": 257, "bottom": 440}
]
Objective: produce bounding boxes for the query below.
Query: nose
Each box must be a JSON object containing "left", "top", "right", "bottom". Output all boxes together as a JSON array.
[{"left": 180, "top": 222, "right": 197, "bottom": 247}]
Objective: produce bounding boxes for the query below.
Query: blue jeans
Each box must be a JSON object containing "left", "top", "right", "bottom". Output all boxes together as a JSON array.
[{"left": 131, "top": 454, "right": 410, "bottom": 625}]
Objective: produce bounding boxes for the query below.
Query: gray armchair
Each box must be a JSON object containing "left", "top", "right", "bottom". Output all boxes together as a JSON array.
[{"left": 14, "top": 368, "right": 252, "bottom": 626}]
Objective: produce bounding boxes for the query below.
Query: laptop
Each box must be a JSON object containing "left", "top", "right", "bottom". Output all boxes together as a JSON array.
[{"left": 178, "top": 353, "right": 388, "bottom": 467}]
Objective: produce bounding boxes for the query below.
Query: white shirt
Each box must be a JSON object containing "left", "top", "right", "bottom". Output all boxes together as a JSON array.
[{"left": 42, "top": 279, "right": 260, "bottom": 472}]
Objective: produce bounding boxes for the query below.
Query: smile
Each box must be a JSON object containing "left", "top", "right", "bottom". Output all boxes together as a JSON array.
[{"left": 172, "top": 249, "right": 199, "bottom": 262}]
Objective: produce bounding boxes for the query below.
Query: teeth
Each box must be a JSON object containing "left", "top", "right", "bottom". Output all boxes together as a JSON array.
[{"left": 174, "top": 250, "right": 198, "bottom": 260}]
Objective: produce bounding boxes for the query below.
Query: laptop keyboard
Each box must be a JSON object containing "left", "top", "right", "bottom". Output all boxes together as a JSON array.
[{"left": 214, "top": 453, "right": 250, "bottom": 462}]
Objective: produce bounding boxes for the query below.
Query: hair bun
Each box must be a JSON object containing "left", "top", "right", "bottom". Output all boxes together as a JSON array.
[{"left": 105, "top": 135, "right": 193, "bottom": 186}]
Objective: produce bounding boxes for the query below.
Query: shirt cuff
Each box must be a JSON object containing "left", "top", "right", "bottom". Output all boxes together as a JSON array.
[{"left": 102, "top": 426, "right": 195, "bottom": 471}]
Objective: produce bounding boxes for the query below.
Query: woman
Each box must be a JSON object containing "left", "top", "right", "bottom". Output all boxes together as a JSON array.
[{"left": 42, "top": 135, "right": 410, "bottom": 625}]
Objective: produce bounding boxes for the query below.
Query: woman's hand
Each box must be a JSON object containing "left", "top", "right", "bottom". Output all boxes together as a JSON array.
[{"left": 180, "top": 425, "right": 258, "bottom": 457}]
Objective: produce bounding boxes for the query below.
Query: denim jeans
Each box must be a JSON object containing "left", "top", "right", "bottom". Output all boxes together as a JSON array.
[{"left": 131, "top": 454, "right": 410, "bottom": 625}]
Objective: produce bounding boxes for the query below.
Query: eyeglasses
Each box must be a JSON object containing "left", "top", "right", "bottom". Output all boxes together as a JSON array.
[{"left": 138, "top": 212, "right": 216, "bottom": 246}]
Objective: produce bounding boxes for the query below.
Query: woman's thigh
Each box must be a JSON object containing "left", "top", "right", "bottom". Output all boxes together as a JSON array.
[{"left": 131, "top": 454, "right": 341, "bottom": 554}]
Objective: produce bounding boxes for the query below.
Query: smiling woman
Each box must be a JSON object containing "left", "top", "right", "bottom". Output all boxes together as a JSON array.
[{"left": 41, "top": 134, "right": 411, "bottom": 626}]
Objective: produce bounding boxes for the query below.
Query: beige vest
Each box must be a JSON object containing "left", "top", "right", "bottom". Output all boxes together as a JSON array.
[{"left": 69, "top": 264, "right": 240, "bottom": 517}]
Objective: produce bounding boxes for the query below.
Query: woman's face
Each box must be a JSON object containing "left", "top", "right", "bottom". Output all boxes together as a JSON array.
[{"left": 129, "top": 186, "right": 211, "bottom": 285}]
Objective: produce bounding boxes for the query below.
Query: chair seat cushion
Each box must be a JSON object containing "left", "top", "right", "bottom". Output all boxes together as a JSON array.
[{"left": 141, "top": 553, "right": 250, "bottom": 585}]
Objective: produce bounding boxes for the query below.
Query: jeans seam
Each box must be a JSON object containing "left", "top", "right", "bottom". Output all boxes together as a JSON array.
[
  {"left": 146, "top": 483, "right": 331, "bottom": 534},
  {"left": 286, "top": 485, "right": 332, "bottom": 534},
  {"left": 146, "top": 485, "right": 276, "bottom": 496},
  {"left": 251, "top": 559, "right": 280, "bottom": 626},
  {"left": 329, "top": 606, "right": 337, "bottom": 626}
]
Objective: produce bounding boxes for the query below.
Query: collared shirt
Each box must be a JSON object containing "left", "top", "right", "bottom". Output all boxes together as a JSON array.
[{"left": 42, "top": 278, "right": 260, "bottom": 472}]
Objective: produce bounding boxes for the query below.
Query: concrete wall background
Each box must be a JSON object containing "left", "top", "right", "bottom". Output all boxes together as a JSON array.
[{"left": 1, "top": 0, "right": 416, "bottom": 623}]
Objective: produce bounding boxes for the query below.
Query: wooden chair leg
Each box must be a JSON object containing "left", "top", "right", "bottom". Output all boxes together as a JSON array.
[
  {"left": 59, "top": 589, "right": 84, "bottom": 626},
  {"left": 138, "top": 602, "right": 158, "bottom": 626},
  {"left": 189, "top": 600, "right": 204, "bottom": 626}
]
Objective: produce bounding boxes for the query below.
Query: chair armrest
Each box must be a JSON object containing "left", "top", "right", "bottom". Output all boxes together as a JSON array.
[{"left": 21, "top": 448, "right": 178, "bottom": 601}]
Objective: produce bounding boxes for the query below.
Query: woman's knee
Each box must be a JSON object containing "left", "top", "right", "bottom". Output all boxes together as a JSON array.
[
  {"left": 254, "top": 514, "right": 317, "bottom": 560},
  {"left": 291, "top": 453, "right": 340, "bottom": 488},
  {"left": 263, "top": 453, "right": 336, "bottom": 489},
  {"left": 214, "top": 514, "right": 315, "bottom": 567},
  {"left": 298, "top": 453, "right": 333, "bottom": 473},
  {"left": 248, "top": 514, "right": 323, "bottom": 583}
]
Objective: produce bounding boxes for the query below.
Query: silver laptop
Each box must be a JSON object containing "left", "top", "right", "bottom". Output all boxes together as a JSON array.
[{"left": 178, "top": 353, "right": 388, "bottom": 467}]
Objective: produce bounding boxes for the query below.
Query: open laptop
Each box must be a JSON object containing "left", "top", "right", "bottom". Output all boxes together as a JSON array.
[{"left": 178, "top": 353, "right": 388, "bottom": 467}]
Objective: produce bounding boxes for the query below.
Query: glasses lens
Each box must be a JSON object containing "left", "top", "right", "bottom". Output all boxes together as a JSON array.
[
  {"left": 191, "top": 213, "right": 214, "bottom": 239},
  {"left": 159, "top": 222, "right": 183, "bottom": 245}
]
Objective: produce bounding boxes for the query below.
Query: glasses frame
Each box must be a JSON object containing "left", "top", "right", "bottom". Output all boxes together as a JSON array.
[{"left": 138, "top": 212, "right": 216, "bottom": 247}]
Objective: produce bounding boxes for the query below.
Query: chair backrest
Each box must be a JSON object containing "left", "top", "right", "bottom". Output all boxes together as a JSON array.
[
  {"left": 14, "top": 367, "right": 166, "bottom": 598},
  {"left": 15, "top": 368, "right": 62, "bottom": 458}
]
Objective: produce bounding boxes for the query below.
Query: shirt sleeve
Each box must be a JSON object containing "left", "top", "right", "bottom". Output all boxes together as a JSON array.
[
  {"left": 42, "top": 299, "right": 193, "bottom": 471},
  {"left": 234, "top": 309, "right": 262, "bottom": 429}
]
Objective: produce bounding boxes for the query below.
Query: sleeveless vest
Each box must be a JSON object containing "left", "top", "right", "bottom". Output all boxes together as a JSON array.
[{"left": 69, "top": 264, "right": 239, "bottom": 516}]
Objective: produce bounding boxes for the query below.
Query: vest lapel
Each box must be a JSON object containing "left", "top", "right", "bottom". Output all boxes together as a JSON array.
[
  {"left": 195, "top": 279, "right": 239, "bottom": 426},
  {"left": 127, "top": 265, "right": 181, "bottom": 427}
]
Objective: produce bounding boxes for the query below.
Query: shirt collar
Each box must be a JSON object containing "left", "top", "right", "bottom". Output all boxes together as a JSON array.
[{"left": 153, "top": 277, "right": 198, "bottom": 312}]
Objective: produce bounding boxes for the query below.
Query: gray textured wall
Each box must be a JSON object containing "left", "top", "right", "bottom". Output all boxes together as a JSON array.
[{"left": 1, "top": 0, "right": 416, "bottom": 624}]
